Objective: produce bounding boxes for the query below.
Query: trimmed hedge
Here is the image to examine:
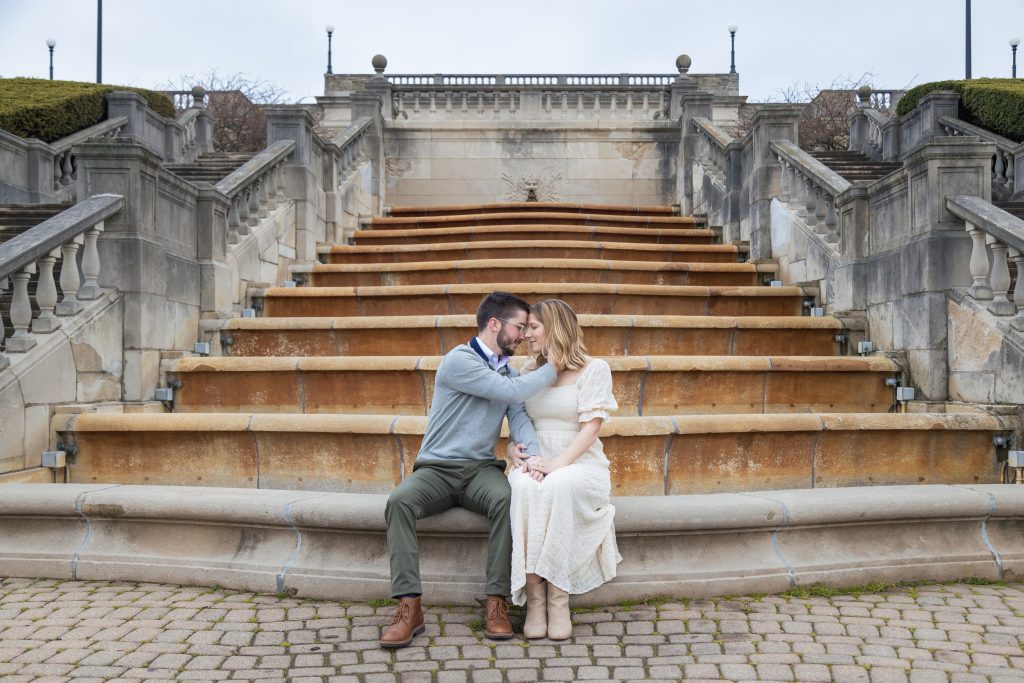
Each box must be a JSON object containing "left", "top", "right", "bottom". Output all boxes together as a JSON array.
[
  {"left": 895, "top": 78, "right": 1024, "bottom": 142},
  {"left": 0, "top": 78, "right": 176, "bottom": 143}
]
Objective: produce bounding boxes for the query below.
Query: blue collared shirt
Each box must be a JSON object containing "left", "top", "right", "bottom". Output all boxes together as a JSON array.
[{"left": 474, "top": 336, "right": 510, "bottom": 373}]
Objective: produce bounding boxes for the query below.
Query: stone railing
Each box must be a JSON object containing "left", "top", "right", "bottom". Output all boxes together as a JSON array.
[
  {"left": 771, "top": 139, "right": 851, "bottom": 245},
  {"left": 391, "top": 87, "right": 672, "bottom": 122},
  {"left": 0, "top": 194, "right": 123, "bottom": 364},
  {"left": 387, "top": 73, "right": 678, "bottom": 86},
  {"left": 333, "top": 116, "right": 372, "bottom": 186},
  {"left": 48, "top": 117, "right": 129, "bottom": 199},
  {"left": 214, "top": 140, "right": 295, "bottom": 245},
  {"left": 946, "top": 195, "right": 1024, "bottom": 323},
  {"left": 692, "top": 117, "right": 733, "bottom": 185},
  {"left": 940, "top": 116, "right": 1019, "bottom": 198},
  {"left": 862, "top": 108, "right": 889, "bottom": 160}
]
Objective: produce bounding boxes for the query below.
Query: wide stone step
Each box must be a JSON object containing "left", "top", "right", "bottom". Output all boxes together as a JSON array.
[
  {"left": 165, "top": 355, "right": 901, "bottom": 416},
  {"left": 257, "top": 283, "right": 808, "bottom": 318},
  {"left": 299, "top": 258, "right": 773, "bottom": 288},
  {"left": 320, "top": 240, "right": 743, "bottom": 265},
  {"left": 369, "top": 211, "right": 698, "bottom": 230},
  {"left": 221, "top": 314, "right": 845, "bottom": 357},
  {"left": 387, "top": 202, "right": 676, "bottom": 217},
  {"left": 54, "top": 412, "right": 1008, "bottom": 494},
  {"left": 353, "top": 224, "right": 716, "bottom": 246}
]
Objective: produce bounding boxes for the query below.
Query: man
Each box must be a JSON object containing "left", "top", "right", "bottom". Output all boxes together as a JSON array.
[{"left": 379, "top": 291, "right": 559, "bottom": 648}]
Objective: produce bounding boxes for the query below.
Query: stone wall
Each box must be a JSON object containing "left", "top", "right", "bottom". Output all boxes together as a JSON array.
[{"left": 383, "top": 126, "right": 679, "bottom": 207}]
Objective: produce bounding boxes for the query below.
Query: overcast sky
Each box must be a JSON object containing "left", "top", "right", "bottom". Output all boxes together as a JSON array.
[{"left": 2, "top": 1, "right": 1023, "bottom": 103}]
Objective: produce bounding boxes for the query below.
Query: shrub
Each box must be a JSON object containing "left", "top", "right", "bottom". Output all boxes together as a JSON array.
[
  {"left": 0, "top": 78, "right": 175, "bottom": 143},
  {"left": 895, "top": 78, "right": 1024, "bottom": 142}
]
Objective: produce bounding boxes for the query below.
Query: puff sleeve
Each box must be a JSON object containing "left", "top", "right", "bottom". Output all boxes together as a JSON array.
[{"left": 577, "top": 359, "right": 618, "bottom": 422}]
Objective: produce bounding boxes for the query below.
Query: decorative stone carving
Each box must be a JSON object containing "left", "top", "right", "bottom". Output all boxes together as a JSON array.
[{"left": 501, "top": 172, "right": 561, "bottom": 202}]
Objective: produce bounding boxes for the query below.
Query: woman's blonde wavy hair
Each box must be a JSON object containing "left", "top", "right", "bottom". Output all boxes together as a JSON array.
[{"left": 532, "top": 299, "right": 587, "bottom": 371}]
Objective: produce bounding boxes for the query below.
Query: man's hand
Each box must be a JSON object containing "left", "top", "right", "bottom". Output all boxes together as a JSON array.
[{"left": 507, "top": 442, "right": 529, "bottom": 468}]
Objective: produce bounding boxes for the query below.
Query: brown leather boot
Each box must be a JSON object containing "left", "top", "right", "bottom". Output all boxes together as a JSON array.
[
  {"left": 483, "top": 595, "right": 513, "bottom": 640},
  {"left": 379, "top": 596, "right": 424, "bottom": 648}
]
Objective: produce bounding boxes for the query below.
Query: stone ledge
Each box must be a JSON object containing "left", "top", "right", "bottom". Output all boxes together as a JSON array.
[{"left": 0, "top": 484, "right": 1020, "bottom": 604}]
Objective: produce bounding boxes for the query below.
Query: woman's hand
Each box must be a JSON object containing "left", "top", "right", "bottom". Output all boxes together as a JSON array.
[
  {"left": 507, "top": 442, "right": 528, "bottom": 468},
  {"left": 527, "top": 456, "right": 567, "bottom": 476}
]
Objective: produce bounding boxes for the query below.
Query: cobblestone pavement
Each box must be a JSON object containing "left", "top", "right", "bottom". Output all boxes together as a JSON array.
[{"left": 2, "top": 579, "right": 1024, "bottom": 682}]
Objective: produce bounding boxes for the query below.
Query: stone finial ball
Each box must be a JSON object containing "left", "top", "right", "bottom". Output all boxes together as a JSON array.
[
  {"left": 191, "top": 85, "right": 207, "bottom": 99},
  {"left": 857, "top": 85, "right": 873, "bottom": 101},
  {"left": 676, "top": 54, "right": 692, "bottom": 73},
  {"left": 372, "top": 54, "right": 388, "bottom": 73}
]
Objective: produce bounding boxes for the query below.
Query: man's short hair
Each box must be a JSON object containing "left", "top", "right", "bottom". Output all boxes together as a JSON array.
[{"left": 476, "top": 291, "right": 531, "bottom": 332}]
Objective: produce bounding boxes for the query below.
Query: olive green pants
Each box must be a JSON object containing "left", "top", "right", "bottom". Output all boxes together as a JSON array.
[{"left": 385, "top": 459, "right": 512, "bottom": 597}]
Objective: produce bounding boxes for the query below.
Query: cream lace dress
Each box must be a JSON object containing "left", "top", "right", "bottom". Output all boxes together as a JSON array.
[{"left": 509, "top": 358, "right": 622, "bottom": 606}]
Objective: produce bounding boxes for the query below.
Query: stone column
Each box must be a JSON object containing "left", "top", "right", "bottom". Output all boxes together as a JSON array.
[
  {"left": 676, "top": 79, "right": 711, "bottom": 216},
  {"left": 24, "top": 140, "right": 58, "bottom": 203},
  {"left": 898, "top": 92, "right": 960, "bottom": 156},
  {"left": 265, "top": 107, "right": 321, "bottom": 264},
  {"left": 352, "top": 92, "right": 387, "bottom": 216},
  {"left": 196, "top": 187, "right": 232, "bottom": 318},
  {"left": 747, "top": 105, "right": 801, "bottom": 261},
  {"left": 106, "top": 92, "right": 166, "bottom": 160}
]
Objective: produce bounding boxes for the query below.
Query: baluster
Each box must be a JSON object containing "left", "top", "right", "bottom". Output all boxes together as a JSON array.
[
  {"left": 60, "top": 151, "right": 74, "bottom": 186},
  {"left": 237, "top": 189, "right": 251, "bottom": 235},
  {"left": 256, "top": 177, "right": 270, "bottom": 218},
  {"left": 6, "top": 265, "right": 36, "bottom": 352},
  {"left": 987, "top": 236, "right": 1015, "bottom": 314},
  {"left": 275, "top": 163, "right": 287, "bottom": 199},
  {"left": 0, "top": 278, "right": 6, "bottom": 359},
  {"left": 966, "top": 223, "right": 993, "bottom": 299},
  {"left": 813, "top": 187, "right": 827, "bottom": 234},
  {"left": 413, "top": 93, "right": 420, "bottom": 113},
  {"left": 32, "top": 248, "right": 62, "bottom": 333},
  {"left": 577, "top": 93, "right": 584, "bottom": 118},
  {"left": 802, "top": 178, "right": 817, "bottom": 225},
  {"left": 642, "top": 93, "right": 650, "bottom": 117},
  {"left": 246, "top": 182, "right": 260, "bottom": 227},
  {"left": 561, "top": 93, "right": 568, "bottom": 118},
  {"left": 824, "top": 195, "right": 839, "bottom": 243},
  {"left": 995, "top": 150, "right": 1008, "bottom": 187},
  {"left": 227, "top": 196, "right": 241, "bottom": 244},
  {"left": 609, "top": 92, "right": 617, "bottom": 118},
  {"left": 77, "top": 222, "right": 104, "bottom": 300},
  {"left": 266, "top": 170, "right": 278, "bottom": 211},
  {"left": 777, "top": 158, "right": 791, "bottom": 204},
  {"left": 53, "top": 157, "right": 62, "bottom": 191},
  {"left": 429, "top": 92, "right": 436, "bottom": 114},
  {"left": 626, "top": 92, "right": 634, "bottom": 118},
  {"left": 1007, "top": 154, "right": 1015, "bottom": 195},
  {"left": 1010, "top": 248, "right": 1024, "bottom": 324},
  {"left": 56, "top": 236, "right": 84, "bottom": 315},
  {"left": 477, "top": 92, "right": 484, "bottom": 115},
  {"left": 444, "top": 92, "right": 452, "bottom": 113},
  {"left": 461, "top": 93, "right": 468, "bottom": 114}
]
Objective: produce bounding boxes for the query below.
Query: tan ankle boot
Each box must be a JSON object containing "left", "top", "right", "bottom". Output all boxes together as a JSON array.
[
  {"left": 523, "top": 582, "right": 547, "bottom": 639},
  {"left": 379, "top": 597, "right": 424, "bottom": 648},
  {"left": 546, "top": 583, "right": 572, "bottom": 640}
]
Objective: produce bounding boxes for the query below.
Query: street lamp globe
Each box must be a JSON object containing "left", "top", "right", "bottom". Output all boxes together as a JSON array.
[
  {"left": 325, "top": 24, "right": 334, "bottom": 35},
  {"left": 728, "top": 24, "right": 738, "bottom": 34},
  {"left": 46, "top": 38, "right": 56, "bottom": 48}
]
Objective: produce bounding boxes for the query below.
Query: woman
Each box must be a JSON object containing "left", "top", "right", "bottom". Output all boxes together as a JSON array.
[{"left": 507, "top": 298, "right": 621, "bottom": 640}]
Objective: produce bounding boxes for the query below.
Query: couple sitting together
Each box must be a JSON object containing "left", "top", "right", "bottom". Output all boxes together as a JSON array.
[{"left": 380, "top": 291, "right": 621, "bottom": 647}]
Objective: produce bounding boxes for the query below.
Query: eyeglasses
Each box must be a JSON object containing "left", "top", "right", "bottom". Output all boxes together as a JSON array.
[{"left": 496, "top": 318, "right": 527, "bottom": 334}]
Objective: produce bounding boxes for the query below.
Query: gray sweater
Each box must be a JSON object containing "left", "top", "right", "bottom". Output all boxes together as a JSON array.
[{"left": 415, "top": 344, "right": 557, "bottom": 462}]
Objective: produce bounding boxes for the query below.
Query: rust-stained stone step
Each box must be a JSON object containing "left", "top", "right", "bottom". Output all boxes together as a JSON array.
[
  {"left": 258, "top": 283, "right": 807, "bottom": 318},
  {"left": 55, "top": 412, "right": 1009, "bottom": 494},
  {"left": 221, "top": 314, "right": 844, "bottom": 357},
  {"left": 352, "top": 225, "right": 716, "bottom": 246},
  {"left": 369, "top": 211, "right": 698, "bottom": 230},
  {"left": 386, "top": 202, "right": 676, "bottom": 218},
  {"left": 320, "top": 240, "right": 743, "bottom": 265},
  {"left": 302, "top": 259, "right": 773, "bottom": 288},
  {"left": 165, "top": 355, "right": 901, "bottom": 416}
]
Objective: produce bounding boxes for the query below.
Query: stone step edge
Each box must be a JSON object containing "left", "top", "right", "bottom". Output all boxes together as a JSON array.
[
  {"left": 0, "top": 483, "right": 1018, "bottom": 604},
  {"left": 354, "top": 225, "right": 715, "bottom": 239},
  {"left": 221, "top": 314, "right": 845, "bottom": 330},
  {"left": 292, "top": 259, "right": 777, "bottom": 274},
  {"left": 370, "top": 212, "right": 698, "bottom": 226},
  {"left": 164, "top": 354, "right": 901, "bottom": 374},
  {"left": 318, "top": 239, "right": 743, "bottom": 255},
  {"left": 386, "top": 201, "right": 677, "bottom": 216},
  {"left": 55, "top": 412, "right": 1014, "bottom": 437},
  {"left": 256, "top": 283, "right": 806, "bottom": 298}
]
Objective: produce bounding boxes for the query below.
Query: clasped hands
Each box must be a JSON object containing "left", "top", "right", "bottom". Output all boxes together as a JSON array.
[{"left": 508, "top": 442, "right": 559, "bottom": 482}]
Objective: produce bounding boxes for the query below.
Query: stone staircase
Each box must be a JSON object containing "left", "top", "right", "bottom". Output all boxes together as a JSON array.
[
  {"left": 54, "top": 203, "right": 1007, "bottom": 495},
  {"left": 0, "top": 203, "right": 72, "bottom": 341},
  {"left": 810, "top": 151, "right": 902, "bottom": 183},
  {"left": 164, "top": 152, "right": 256, "bottom": 185}
]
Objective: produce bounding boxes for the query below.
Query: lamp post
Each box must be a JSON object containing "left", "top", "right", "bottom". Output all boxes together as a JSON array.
[
  {"left": 46, "top": 38, "right": 56, "bottom": 80},
  {"left": 325, "top": 25, "right": 334, "bottom": 75},
  {"left": 965, "top": 0, "right": 972, "bottom": 79},
  {"left": 96, "top": 0, "right": 102, "bottom": 83},
  {"left": 728, "top": 24, "right": 738, "bottom": 74},
  {"left": 1012, "top": 37, "right": 1020, "bottom": 78}
]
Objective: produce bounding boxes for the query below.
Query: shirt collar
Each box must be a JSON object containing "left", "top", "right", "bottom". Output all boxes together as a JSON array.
[{"left": 474, "top": 336, "right": 510, "bottom": 371}]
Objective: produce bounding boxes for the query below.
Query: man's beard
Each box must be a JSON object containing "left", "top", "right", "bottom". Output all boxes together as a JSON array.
[{"left": 496, "top": 328, "right": 519, "bottom": 356}]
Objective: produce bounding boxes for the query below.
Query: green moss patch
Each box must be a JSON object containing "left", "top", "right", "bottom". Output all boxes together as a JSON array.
[
  {"left": 0, "top": 77, "right": 175, "bottom": 143},
  {"left": 896, "top": 78, "right": 1024, "bottom": 142}
]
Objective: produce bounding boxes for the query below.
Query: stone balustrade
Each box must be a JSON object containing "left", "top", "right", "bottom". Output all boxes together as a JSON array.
[
  {"left": 332, "top": 116, "right": 371, "bottom": 186},
  {"left": 946, "top": 195, "right": 1024, "bottom": 324},
  {"left": 0, "top": 194, "right": 123, "bottom": 365},
  {"left": 692, "top": 117, "right": 733, "bottom": 185},
  {"left": 48, "top": 117, "right": 128, "bottom": 200},
  {"left": 771, "top": 139, "right": 851, "bottom": 245},
  {"left": 940, "top": 116, "right": 1019, "bottom": 198},
  {"left": 387, "top": 73, "right": 677, "bottom": 86},
  {"left": 214, "top": 140, "right": 295, "bottom": 245},
  {"left": 862, "top": 108, "right": 889, "bottom": 160}
]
